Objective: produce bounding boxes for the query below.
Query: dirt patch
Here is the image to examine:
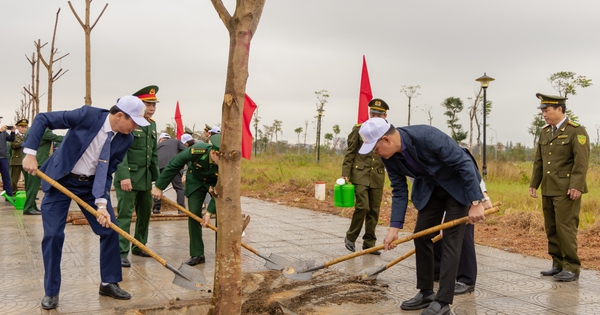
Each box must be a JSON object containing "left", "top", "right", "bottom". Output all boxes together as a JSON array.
[
  {"left": 242, "top": 183, "right": 600, "bottom": 271},
  {"left": 241, "top": 270, "right": 388, "bottom": 315}
]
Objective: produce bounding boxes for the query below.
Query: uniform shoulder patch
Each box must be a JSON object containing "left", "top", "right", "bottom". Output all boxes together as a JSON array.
[
  {"left": 568, "top": 121, "right": 580, "bottom": 127},
  {"left": 578, "top": 135, "right": 587, "bottom": 145},
  {"left": 191, "top": 148, "right": 207, "bottom": 155},
  {"left": 355, "top": 123, "right": 363, "bottom": 128}
]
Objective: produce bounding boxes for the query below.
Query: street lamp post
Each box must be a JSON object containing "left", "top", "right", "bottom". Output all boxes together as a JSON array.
[{"left": 476, "top": 73, "right": 495, "bottom": 177}]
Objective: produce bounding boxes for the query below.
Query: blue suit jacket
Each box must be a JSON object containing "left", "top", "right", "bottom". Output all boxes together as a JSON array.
[
  {"left": 382, "top": 125, "right": 483, "bottom": 227},
  {"left": 23, "top": 106, "right": 133, "bottom": 199}
]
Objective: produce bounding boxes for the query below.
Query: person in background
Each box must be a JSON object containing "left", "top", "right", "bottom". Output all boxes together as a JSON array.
[
  {"left": 530, "top": 93, "right": 590, "bottom": 282},
  {"left": 152, "top": 132, "right": 186, "bottom": 214},
  {"left": 359, "top": 117, "right": 488, "bottom": 315},
  {"left": 151, "top": 134, "right": 221, "bottom": 266},
  {"left": 9, "top": 119, "right": 29, "bottom": 194},
  {"left": 22, "top": 128, "right": 64, "bottom": 215},
  {"left": 0, "top": 118, "right": 16, "bottom": 198},
  {"left": 22, "top": 95, "right": 148, "bottom": 310},
  {"left": 115, "top": 85, "right": 160, "bottom": 268},
  {"left": 341, "top": 98, "right": 389, "bottom": 255}
]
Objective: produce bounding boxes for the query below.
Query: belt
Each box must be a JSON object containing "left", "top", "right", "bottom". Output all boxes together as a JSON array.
[{"left": 69, "top": 173, "right": 95, "bottom": 182}]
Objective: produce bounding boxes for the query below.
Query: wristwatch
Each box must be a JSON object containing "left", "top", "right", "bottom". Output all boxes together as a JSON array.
[{"left": 471, "top": 196, "right": 490, "bottom": 206}]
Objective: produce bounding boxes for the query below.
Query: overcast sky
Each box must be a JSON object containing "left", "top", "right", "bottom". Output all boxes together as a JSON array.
[{"left": 2, "top": 1, "right": 599, "bottom": 147}]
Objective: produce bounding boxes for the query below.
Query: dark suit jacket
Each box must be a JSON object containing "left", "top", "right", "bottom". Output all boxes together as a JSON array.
[
  {"left": 157, "top": 138, "right": 186, "bottom": 169},
  {"left": 23, "top": 106, "right": 133, "bottom": 199},
  {"left": 382, "top": 125, "right": 483, "bottom": 226}
]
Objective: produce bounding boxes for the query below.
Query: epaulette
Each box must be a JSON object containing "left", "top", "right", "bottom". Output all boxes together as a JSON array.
[
  {"left": 542, "top": 124, "right": 551, "bottom": 129},
  {"left": 355, "top": 123, "right": 363, "bottom": 127},
  {"left": 568, "top": 121, "right": 580, "bottom": 127},
  {"left": 191, "top": 148, "right": 207, "bottom": 155},
  {"left": 149, "top": 118, "right": 155, "bottom": 122}
]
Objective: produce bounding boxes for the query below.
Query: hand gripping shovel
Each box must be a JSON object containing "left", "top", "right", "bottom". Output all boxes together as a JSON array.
[
  {"left": 283, "top": 204, "right": 501, "bottom": 280},
  {"left": 160, "top": 196, "right": 292, "bottom": 270},
  {"left": 357, "top": 201, "right": 502, "bottom": 280},
  {"left": 35, "top": 170, "right": 207, "bottom": 291}
]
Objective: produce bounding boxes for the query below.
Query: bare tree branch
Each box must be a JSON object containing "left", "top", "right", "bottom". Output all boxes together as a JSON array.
[{"left": 90, "top": 3, "right": 109, "bottom": 30}]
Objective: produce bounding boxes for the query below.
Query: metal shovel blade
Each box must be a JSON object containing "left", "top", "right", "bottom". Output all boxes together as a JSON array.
[
  {"left": 265, "top": 253, "right": 293, "bottom": 271},
  {"left": 282, "top": 259, "right": 315, "bottom": 281},
  {"left": 172, "top": 263, "right": 208, "bottom": 291},
  {"left": 357, "top": 265, "right": 386, "bottom": 280}
]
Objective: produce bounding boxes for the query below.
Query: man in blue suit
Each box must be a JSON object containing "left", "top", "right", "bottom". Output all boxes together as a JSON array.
[
  {"left": 358, "top": 117, "right": 488, "bottom": 315},
  {"left": 22, "top": 96, "right": 149, "bottom": 310}
]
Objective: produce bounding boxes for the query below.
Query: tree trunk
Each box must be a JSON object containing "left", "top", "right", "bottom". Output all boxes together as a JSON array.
[{"left": 210, "top": 1, "right": 265, "bottom": 314}]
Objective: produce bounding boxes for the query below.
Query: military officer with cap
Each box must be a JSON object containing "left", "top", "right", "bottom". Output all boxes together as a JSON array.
[
  {"left": 151, "top": 134, "right": 221, "bottom": 266},
  {"left": 9, "top": 118, "right": 29, "bottom": 194},
  {"left": 115, "top": 85, "right": 160, "bottom": 267},
  {"left": 341, "top": 98, "right": 389, "bottom": 255},
  {"left": 530, "top": 93, "right": 590, "bottom": 282}
]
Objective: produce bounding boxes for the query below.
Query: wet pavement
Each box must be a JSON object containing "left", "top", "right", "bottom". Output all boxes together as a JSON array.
[{"left": 2, "top": 189, "right": 600, "bottom": 314}]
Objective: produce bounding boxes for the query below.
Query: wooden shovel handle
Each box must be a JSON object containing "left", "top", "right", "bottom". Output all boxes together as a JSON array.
[
  {"left": 160, "top": 196, "right": 262, "bottom": 256},
  {"left": 36, "top": 170, "right": 168, "bottom": 267},
  {"left": 324, "top": 203, "right": 502, "bottom": 268}
]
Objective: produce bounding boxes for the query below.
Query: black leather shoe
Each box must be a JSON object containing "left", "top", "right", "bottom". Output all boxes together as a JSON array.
[
  {"left": 553, "top": 270, "right": 579, "bottom": 282},
  {"left": 23, "top": 209, "right": 42, "bottom": 215},
  {"left": 363, "top": 246, "right": 381, "bottom": 255},
  {"left": 152, "top": 208, "right": 160, "bottom": 214},
  {"left": 421, "top": 301, "right": 450, "bottom": 315},
  {"left": 121, "top": 257, "right": 131, "bottom": 267},
  {"left": 454, "top": 282, "right": 475, "bottom": 295},
  {"left": 132, "top": 250, "right": 151, "bottom": 257},
  {"left": 41, "top": 295, "right": 59, "bottom": 310},
  {"left": 540, "top": 267, "right": 562, "bottom": 276},
  {"left": 185, "top": 255, "right": 206, "bottom": 266},
  {"left": 401, "top": 291, "right": 435, "bottom": 310},
  {"left": 99, "top": 283, "right": 131, "bottom": 300},
  {"left": 344, "top": 237, "right": 355, "bottom": 252}
]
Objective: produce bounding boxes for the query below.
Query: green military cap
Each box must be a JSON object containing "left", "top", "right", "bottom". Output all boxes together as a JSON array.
[
  {"left": 210, "top": 134, "right": 221, "bottom": 152},
  {"left": 368, "top": 98, "right": 389, "bottom": 113},
  {"left": 16, "top": 118, "right": 29, "bottom": 126},
  {"left": 184, "top": 127, "right": 194, "bottom": 135},
  {"left": 204, "top": 124, "right": 211, "bottom": 132},
  {"left": 133, "top": 85, "right": 159, "bottom": 103},
  {"left": 536, "top": 93, "right": 567, "bottom": 109}
]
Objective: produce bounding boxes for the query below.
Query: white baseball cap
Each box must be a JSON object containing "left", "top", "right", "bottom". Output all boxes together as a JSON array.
[
  {"left": 115, "top": 95, "right": 149, "bottom": 127},
  {"left": 209, "top": 126, "right": 221, "bottom": 134},
  {"left": 181, "top": 133, "right": 194, "bottom": 144},
  {"left": 158, "top": 132, "right": 170, "bottom": 140},
  {"left": 358, "top": 117, "right": 391, "bottom": 154}
]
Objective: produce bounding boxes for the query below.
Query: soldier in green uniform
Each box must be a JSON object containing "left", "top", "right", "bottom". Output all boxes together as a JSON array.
[
  {"left": 529, "top": 93, "right": 590, "bottom": 282},
  {"left": 341, "top": 98, "right": 389, "bottom": 255},
  {"left": 10, "top": 119, "right": 29, "bottom": 193},
  {"left": 151, "top": 134, "right": 220, "bottom": 266},
  {"left": 22, "top": 128, "right": 63, "bottom": 215},
  {"left": 115, "top": 86, "right": 160, "bottom": 267}
]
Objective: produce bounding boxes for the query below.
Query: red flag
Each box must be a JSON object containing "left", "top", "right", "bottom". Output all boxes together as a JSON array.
[
  {"left": 174, "top": 101, "right": 184, "bottom": 140},
  {"left": 242, "top": 94, "right": 257, "bottom": 160},
  {"left": 357, "top": 55, "right": 373, "bottom": 124}
]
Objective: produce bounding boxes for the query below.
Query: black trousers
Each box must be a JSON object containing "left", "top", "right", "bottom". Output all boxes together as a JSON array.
[
  {"left": 414, "top": 186, "right": 468, "bottom": 305},
  {"left": 434, "top": 223, "right": 477, "bottom": 285}
]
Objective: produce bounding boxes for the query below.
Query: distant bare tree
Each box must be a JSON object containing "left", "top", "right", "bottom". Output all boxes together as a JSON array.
[
  {"left": 400, "top": 85, "right": 421, "bottom": 126},
  {"left": 23, "top": 51, "right": 42, "bottom": 120},
  {"left": 35, "top": 9, "right": 69, "bottom": 112},
  {"left": 303, "top": 119, "right": 309, "bottom": 147},
  {"left": 15, "top": 90, "right": 32, "bottom": 122},
  {"left": 421, "top": 104, "right": 434, "bottom": 126},
  {"left": 68, "top": 0, "right": 108, "bottom": 105}
]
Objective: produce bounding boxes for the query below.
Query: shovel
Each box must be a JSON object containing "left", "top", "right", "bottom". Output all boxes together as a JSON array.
[
  {"left": 35, "top": 170, "right": 207, "bottom": 291},
  {"left": 160, "top": 196, "right": 292, "bottom": 270},
  {"left": 358, "top": 201, "right": 502, "bottom": 280},
  {"left": 283, "top": 204, "right": 501, "bottom": 280}
]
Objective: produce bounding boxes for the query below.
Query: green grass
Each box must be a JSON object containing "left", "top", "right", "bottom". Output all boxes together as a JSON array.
[{"left": 242, "top": 153, "right": 600, "bottom": 230}]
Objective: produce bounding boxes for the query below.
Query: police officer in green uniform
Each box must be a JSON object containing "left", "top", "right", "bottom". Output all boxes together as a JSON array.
[
  {"left": 9, "top": 119, "right": 29, "bottom": 194},
  {"left": 22, "top": 128, "right": 63, "bottom": 215},
  {"left": 341, "top": 98, "right": 389, "bottom": 255},
  {"left": 151, "top": 134, "right": 221, "bottom": 266},
  {"left": 529, "top": 93, "right": 590, "bottom": 282},
  {"left": 115, "top": 86, "right": 160, "bottom": 267}
]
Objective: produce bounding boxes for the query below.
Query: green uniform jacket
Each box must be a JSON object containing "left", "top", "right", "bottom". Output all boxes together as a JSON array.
[
  {"left": 10, "top": 133, "right": 25, "bottom": 166},
  {"left": 155, "top": 142, "right": 218, "bottom": 213},
  {"left": 114, "top": 120, "right": 159, "bottom": 190},
  {"left": 341, "top": 124, "right": 385, "bottom": 187},
  {"left": 530, "top": 119, "right": 590, "bottom": 196},
  {"left": 35, "top": 129, "right": 64, "bottom": 164}
]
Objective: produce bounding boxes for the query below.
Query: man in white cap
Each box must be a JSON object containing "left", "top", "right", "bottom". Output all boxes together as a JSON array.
[
  {"left": 152, "top": 132, "right": 186, "bottom": 213},
  {"left": 22, "top": 95, "right": 148, "bottom": 310},
  {"left": 358, "top": 117, "right": 488, "bottom": 315}
]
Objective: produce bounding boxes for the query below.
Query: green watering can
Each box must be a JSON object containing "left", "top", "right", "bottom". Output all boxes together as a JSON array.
[{"left": 2, "top": 191, "right": 26, "bottom": 210}]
